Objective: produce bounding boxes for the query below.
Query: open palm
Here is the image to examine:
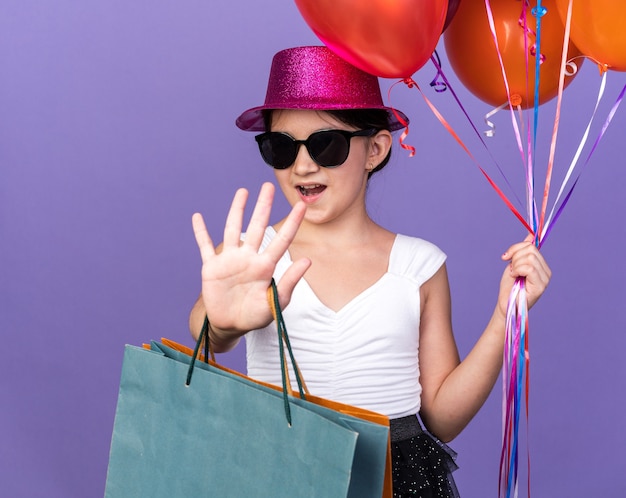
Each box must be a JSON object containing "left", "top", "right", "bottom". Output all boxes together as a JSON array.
[{"left": 192, "top": 183, "right": 310, "bottom": 341}]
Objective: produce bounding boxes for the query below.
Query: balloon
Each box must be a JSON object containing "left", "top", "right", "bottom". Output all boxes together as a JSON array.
[
  {"left": 294, "top": 0, "right": 448, "bottom": 78},
  {"left": 443, "top": 0, "right": 583, "bottom": 108},
  {"left": 443, "top": 0, "right": 461, "bottom": 32},
  {"left": 555, "top": 0, "right": 626, "bottom": 71}
]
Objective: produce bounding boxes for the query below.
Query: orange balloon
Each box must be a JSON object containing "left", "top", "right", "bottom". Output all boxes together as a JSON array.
[
  {"left": 294, "top": 0, "right": 448, "bottom": 78},
  {"left": 555, "top": 0, "right": 626, "bottom": 71},
  {"left": 444, "top": 0, "right": 583, "bottom": 108}
]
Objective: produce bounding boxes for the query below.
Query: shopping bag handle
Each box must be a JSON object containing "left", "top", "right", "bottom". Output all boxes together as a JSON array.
[
  {"left": 267, "top": 279, "right": 308, "bottom": 400},
  {"left": 186, "top": 318, "right": 211, "bottom": 386},
  {"left": 185, "top": 279, "right": 306, "bottom": 426}
]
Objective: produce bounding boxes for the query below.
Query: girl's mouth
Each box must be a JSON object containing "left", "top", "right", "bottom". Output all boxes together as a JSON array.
[{"left": 298, "top": 184, "right": 326, "bottom": 196}]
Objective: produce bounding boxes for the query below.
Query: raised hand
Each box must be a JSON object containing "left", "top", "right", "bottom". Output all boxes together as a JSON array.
[{"left": 192, "top": 182, "right": 311, "bottom": 346}]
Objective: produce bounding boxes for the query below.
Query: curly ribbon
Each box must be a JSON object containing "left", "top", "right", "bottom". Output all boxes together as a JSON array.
[
  {"left": 520, "top": 0, "right": 547, "bottom": 65},
  {"left": 429, "top": 50, "right": 448, "bottom": 93},
  {"left": 388, "top": 90, "right": 416, "bottom": 158},
  {"left": 484, "top": 102, "right": 508, "bottom": 137},
  {"left": 484, "top": 99, "right": 524, "bottom": 137}
]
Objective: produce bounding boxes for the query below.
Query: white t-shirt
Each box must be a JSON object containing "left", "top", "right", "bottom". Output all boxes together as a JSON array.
[{"left": 245, "top": 227, "right": 446, "bottom": 419}]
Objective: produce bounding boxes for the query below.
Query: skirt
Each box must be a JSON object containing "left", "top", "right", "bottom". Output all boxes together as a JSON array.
[{"left": 390, "top": 415, "right": 460, "bottom": 498}]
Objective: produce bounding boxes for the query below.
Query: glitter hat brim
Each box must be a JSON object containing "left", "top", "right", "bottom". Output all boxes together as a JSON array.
[
  {"left": 236, "top": 104, "right": 409, "bottom": 132},
  {"left": 235, "top": 46, "right": 409, "bottom": 132}
]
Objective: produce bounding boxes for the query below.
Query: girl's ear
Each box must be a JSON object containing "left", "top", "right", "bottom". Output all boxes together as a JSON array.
[{"left": 368, "top": 130, "right": 393, "bottom": 168}]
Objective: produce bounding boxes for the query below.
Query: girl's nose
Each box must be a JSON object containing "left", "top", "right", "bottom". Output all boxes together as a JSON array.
[{"left": 291, "top": 143, "right": 320, "bottom": 175}]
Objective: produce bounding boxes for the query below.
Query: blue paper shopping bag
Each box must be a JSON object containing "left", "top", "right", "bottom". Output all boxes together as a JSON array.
[{"left": 105, "top": 284, "right": 390, "bottom": 497}]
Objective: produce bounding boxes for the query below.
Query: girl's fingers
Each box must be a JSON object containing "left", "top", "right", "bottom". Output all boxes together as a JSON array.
[
  {"left": 262, "top": 201, "right": 307, "bottom": 263},
  {"left": 243, "top": 183, "right": 275, "bottom": 249},
  {"left": 507, "top": 246, "right": 551, "bottom": 300},
  {"left": 511, "top": 244, "right": 549, "bottom": 275},
  {"left": 223, "top": 188, "right": 249, "bottom": 248},
  {"left": 191, "top": 213, "right": 216, "bottom": 260},
  {"left": 502, "top": 239, "right": 533, "bottom": 262},
  {"left": 276, "top": 257, "right": 312, "bottom": 308},
  {"left": 194, "top": 184, "right": 307, "bottom": 304}
]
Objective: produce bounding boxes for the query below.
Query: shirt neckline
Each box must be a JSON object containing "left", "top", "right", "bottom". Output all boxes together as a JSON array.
[{"left": 267, "top": 226, "right": 400, "bottom": 315}]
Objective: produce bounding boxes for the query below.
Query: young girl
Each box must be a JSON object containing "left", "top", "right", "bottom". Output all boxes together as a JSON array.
[{"left": 189, "top": 46, "right": 551, "bottom": 497}]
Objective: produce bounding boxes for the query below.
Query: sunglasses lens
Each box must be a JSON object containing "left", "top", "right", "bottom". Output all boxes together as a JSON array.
[
  {"left": 259, "top": 134, "right": 296, "bottom": 169},
  {"left": 256, "top": 129, "right": 372, "bottom": 169},
  {"left": 308, "top": 131, "right": 349, "bottom": 167}
]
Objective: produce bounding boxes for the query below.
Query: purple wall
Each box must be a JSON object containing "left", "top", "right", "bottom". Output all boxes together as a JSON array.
[{"left": 1, "top": 2, "right": 624, "bottom": 496}]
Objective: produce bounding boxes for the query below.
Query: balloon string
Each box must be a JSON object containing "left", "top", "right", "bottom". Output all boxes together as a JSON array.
[
  {"left": 486, "top": 1, "right": 536, "bottom": 495},
  {"left": 485, "top": 0, "right": 529, "bottom": 176},
  {"left": 498, "top": 278, "right": 528, "bottom": 498},
  {"left": 428, "top": 54, "right": 525, "bottom": 210},
  {"left": 529, "top": 3, "right": 541, "bottom": 238},
  {"left": 524, "top": 289, "right": 531, "bottom": 498},
  {"left": 499, "top": 282, "right": 518, "bottom": 497},
  {"left": 519, "top": 0, "right": 546, "bottom": 64},
  {"left": 510, "top": 106, "right": 537, "bottom": 233},
  {"left": 541, "top": 70, "right": 607, "bottom": 240},
  {"left": 399, "top": 76, "right": 533, "bottom": 234},
  {"left": 429, "top": 50, "right": 448, "bottom": 93},
  {"left": 483, "top": 101, "right": 537, "bottom": 233},
  {"left": 386, "top": 84, "right": 416, "bottom": 157},
  {"left": 541, "top": 78, "right": 626, "bottom": 245},
  {"left": 537, "top": 0, "right": 573, "bottom": 241},
  {"left": 486, "top": 0, "right": 539, "bottom": 246},
  {"left": 516, "top": 3, "right": 536, "bottom": 237},
  {"left": 484, "top": 103, "right": 509, "bottom": 137}
]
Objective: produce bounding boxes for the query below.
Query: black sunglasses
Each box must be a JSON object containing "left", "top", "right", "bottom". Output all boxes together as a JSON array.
[{"left": 254, "top": 128, "right": 378, "bottom": 170}]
